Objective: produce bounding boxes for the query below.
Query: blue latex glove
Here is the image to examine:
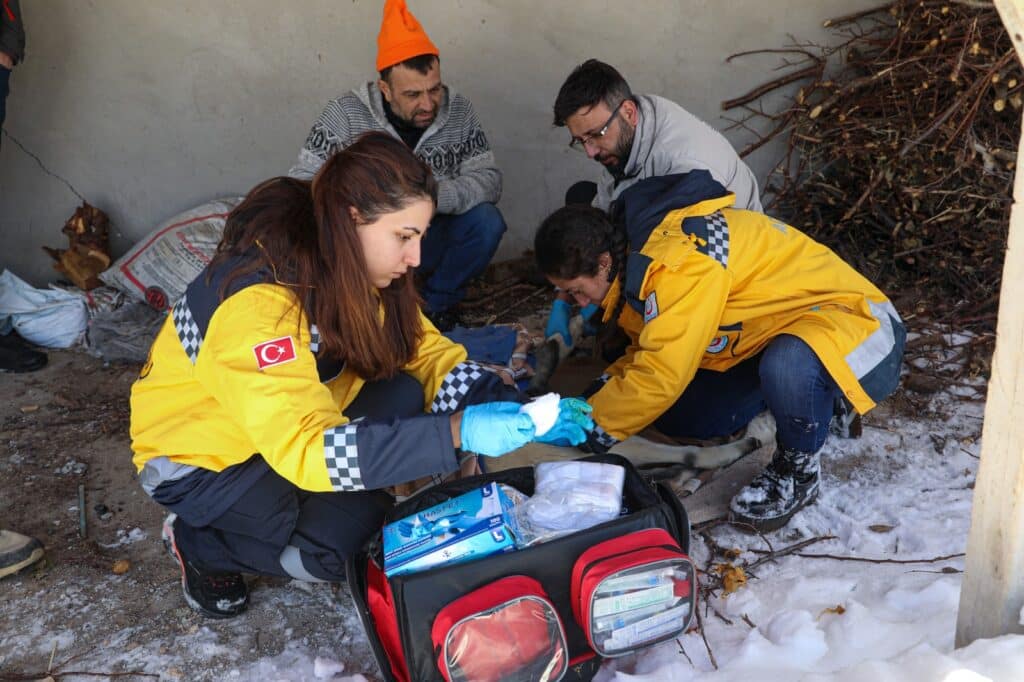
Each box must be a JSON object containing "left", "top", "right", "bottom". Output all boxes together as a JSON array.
[
  {"left": 545, "top": 298, "right": 573, "bottom": 344},
  {"left": 559, "top": 397, "right": 594, "bottom": 427},
  {"left": 460, "top": 402, "right": 537, "bottom": 457},
  {"left": 580, "top": 303, "right": 601, "bottom": 337},
  {"left": 536, "top": 398, "right": 595, "bottom": 447},
  {"left": 580, "top": 303, "right": 600, "bottom": 321}
]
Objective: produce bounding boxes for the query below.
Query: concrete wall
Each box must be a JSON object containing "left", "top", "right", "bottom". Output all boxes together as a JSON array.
[{"left": 0, "top": 0, "right": 874, "bottom": 286}]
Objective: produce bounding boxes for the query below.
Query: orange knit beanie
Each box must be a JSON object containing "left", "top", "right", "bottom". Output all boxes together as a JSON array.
[{"left": 376, "top": 0, "right": 439, "bottom": 72}]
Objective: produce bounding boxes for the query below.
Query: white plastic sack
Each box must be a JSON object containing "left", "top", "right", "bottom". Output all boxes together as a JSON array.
[
  {"left": 100, "top": 197, "right": 243, "bottom": 310},
  {"left": 0, "top": 270, "right": 88, "bottom": 348}
]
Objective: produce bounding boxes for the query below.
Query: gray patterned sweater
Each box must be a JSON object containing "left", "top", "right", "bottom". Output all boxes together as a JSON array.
[{"left": 288, "top": 82, "right": 501, "bottom": 215}]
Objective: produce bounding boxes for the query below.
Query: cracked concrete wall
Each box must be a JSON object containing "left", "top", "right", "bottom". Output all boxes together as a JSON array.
[{"left": 0, "top": 0, "right": 875, "bottom": 287}]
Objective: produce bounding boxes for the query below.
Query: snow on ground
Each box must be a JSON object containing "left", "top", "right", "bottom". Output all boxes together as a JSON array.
[
  {"left": 596, "top": 387, "right": 1018, "bottom": 682},
  {"left": 5, "top": 346, "right": 1024, "bottom": 681}
]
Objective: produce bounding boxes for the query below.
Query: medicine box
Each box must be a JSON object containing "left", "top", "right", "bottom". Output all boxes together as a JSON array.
[{"left": 383, "top": 482, "right": 520, "bottom": 576}]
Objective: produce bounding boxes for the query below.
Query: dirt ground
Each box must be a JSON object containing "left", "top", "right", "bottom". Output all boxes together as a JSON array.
[{"left": 0, "top": 348, "right": 381, "bottom": 681}]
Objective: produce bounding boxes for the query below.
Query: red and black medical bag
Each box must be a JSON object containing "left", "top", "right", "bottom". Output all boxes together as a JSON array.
[{"left": 345, "top": 454, "right": 694, "bottom": 682}]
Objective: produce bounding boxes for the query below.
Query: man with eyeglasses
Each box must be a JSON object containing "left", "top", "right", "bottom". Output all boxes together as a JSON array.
[
  {"left": 554, "top": 59, "right": 760, "bottom": 213},
  {"left": 543, "top": 59, "right": 762, "bottom": 346},
  {"left": 288, "top": 0, "right": 505, "bottom": 332}
]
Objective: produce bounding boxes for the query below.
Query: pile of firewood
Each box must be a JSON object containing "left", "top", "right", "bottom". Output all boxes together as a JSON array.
[{"left": 724, "top": 0, "right": 1021, "bottom": 325}]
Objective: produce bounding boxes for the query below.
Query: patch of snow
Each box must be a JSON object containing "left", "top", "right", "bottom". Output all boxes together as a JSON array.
[
  {"left": 97, "top": 526, "right": 148, "bottom": 548},
  {"left": 314, "top": 656, "right": 345, "bottom": 678}
]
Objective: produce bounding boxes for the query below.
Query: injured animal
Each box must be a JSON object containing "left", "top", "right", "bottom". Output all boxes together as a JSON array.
[
  {"left": 527, "top": 312, "right": 585, "bottom": 396},
  {"left": 609, "top": 411, "right": 776, "bottom": 496}
]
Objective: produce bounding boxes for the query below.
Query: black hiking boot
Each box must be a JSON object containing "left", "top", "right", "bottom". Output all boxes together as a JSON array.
[
  {"left": 0, "top": 331, "right": 47, "bottom": 373},
  {"left": 729, "top": 447, "right": 820, "bottom": 532},
  {"left": 161, "top": 514, "right": 249, "bottom": 619}
]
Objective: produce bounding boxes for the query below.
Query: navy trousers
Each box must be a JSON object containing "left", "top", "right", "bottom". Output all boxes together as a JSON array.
[
  {"left": 158, "top": 372, "right": 425, "bottom": 581},
  {"left": 654, "top": 335, "right": 842, "bottom": 455},
  {"left": 418, "top": 203, "right": 506, "bottom": 313}
]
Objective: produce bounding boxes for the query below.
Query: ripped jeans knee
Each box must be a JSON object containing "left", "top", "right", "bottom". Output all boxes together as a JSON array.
[{"left": 775, "top": 415, "right": 829, "bottom": 453}]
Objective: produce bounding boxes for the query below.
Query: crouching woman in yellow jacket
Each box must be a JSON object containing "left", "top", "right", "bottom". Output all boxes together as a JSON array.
[
  {"left": 535, "top": 171, "right": 905, "bottom": 532},
  {"left": 130, "top": 133, "right": 575, "bottom": 619}
]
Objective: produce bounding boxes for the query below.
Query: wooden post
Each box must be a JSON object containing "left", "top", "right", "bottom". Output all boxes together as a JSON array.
[{"left": 955, "top": 0, "right": 1024, "bottom": 649}]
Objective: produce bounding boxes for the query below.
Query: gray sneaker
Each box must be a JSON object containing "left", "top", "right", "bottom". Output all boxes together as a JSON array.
[{"left": 0, "top": 529, "right": 44, "bottom": 578}]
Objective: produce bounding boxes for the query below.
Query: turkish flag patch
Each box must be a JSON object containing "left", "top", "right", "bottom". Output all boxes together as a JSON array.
[
  {"left": 253, "top": 336, "right": 297, "bottom": 370},
  {"left": 643, "top": 292, "right": 659, "bottom": 323}
]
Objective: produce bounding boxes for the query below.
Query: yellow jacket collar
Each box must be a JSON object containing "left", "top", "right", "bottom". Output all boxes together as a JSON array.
[{"left": 599, "top": 276, "right": 623, "bottom": 322}]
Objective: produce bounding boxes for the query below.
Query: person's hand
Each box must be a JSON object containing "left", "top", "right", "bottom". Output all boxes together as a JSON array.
[
  {"left": 0, "top": 52, "right": 13, "bottom": 70},
  {"left": 459, "top": 402, "right": 536, "bottom": 456},
  {"left": 536, "top": 398, "right": 595, "bottom": 447},
  {"left": 545, "top": 298, "right": 573, "bottom": 345},
  {"left": 559, "top": 397, "right": 593, "bottom": 426}
]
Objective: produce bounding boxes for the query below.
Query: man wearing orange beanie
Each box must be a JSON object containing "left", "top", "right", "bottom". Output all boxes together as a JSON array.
[{"left": 289, "top": 0, "right": 505, "bottom": 332}]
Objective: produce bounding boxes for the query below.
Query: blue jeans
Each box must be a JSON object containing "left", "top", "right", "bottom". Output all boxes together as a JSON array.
[
  {"left": 418, "top": 203, "right": 506, "bottom": 313},
  {"left": 655, "top": 335, "right": 840, "bottom": 454}
]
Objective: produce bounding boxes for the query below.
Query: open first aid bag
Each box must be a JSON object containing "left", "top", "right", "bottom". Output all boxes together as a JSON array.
[{"left": 348, "top": 454, "right": 693, "bottom": 681}]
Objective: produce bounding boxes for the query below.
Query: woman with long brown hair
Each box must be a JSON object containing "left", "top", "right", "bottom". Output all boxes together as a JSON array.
[{"left": 129, "top": 132, "right": 577, "bottom": 619}]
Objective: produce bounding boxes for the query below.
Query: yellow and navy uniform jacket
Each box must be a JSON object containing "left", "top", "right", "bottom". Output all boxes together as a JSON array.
[
  {"left": 130, "top": 256, "right": 517, "bottom": 495},
  {"left": 586, "top": 172, "right": 905, "bottom": 447}
]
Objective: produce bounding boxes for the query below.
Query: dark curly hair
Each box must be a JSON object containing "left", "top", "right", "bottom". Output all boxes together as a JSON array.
[
  {"left": 534, "top": 204, "right": 630, "bottom": 343},
  {"left": 553, "top": 59, "right": 633, "bottom": 127}
]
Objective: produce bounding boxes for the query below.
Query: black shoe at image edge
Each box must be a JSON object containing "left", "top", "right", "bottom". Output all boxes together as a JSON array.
[{"left": 161, "top": 514, "right": 249, "bottom": 619}]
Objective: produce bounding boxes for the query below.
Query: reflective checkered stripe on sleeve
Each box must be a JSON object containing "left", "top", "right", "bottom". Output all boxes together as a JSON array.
[
  {"left": 703, "top": 211, "right": 730, "bottom": 267},
  {"left": 430, "top": 361, "right": 486, "bottom": 414},
  {"left": 323, "top": 423, "right": 364, "bottom": 491},
  {"left": 172, "top": 296, "right": 203, "bottom": 364},
  {"left": 592, "top": 424, "right": 619, "bottom": 450}
]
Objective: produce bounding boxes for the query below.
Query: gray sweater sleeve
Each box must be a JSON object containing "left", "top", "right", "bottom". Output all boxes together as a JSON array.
[
  {"left": 287, "top": 97, "right": 356, "bottom": 180},
  {"left": 435, "top": 98, "right": 502, "bottom": 215}
]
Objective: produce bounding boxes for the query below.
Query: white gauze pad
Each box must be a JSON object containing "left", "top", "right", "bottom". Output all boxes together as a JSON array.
[{"left": 520, "top": 392, "right": 561, "bottom": 437}]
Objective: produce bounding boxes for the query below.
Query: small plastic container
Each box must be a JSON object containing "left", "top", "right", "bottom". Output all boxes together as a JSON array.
[{"left": 571, "top": 528, "right": 696, "bottom": 656}]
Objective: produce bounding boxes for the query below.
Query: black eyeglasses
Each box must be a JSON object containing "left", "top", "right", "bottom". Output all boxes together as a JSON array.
[{"left": 568, "top": 101, "right": 625, "bottom": 152}]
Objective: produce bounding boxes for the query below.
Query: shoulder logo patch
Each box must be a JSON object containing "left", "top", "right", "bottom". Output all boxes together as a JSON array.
[
  {"left": 706, "top": 335, "right": 729, "bottom": 354},
  {"left": 253, "top": 336, "right": 297, "bottom": 370},
  {"left": 643, "top": 292, "right": 659, "bottom": 323}
]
